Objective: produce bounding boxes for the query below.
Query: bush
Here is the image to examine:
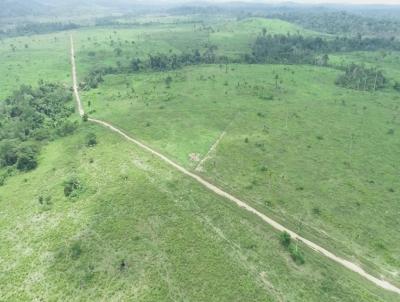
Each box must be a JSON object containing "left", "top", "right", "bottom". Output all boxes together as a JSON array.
[
  {"left": 16, "top": 144, "right": 39, "bottom": 171},
  {"left": 86, "top": 133, "right": 97, "bottom": 147},
  {"left": 63, "top": 176, "right": 82, "bottom": 197},
  {"left": 288, "top": 244, "right": 305, "bottom": 265},
  {"left": 57, "top": 120, "right": 78, "bottom": 137},
  {"left": 280, "top": 231, "right": 305, "bottom": 265},
  {"left": 280, "top": 231, "right": 291, "bottom": 248},
  {"left": 70, "top": 242, "right": 82, "bottom": 260}
]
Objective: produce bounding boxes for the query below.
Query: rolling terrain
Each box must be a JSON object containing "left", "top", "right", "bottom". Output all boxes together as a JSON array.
[{"left": 1, "top": 6, "right": 399, "bottom": 301}]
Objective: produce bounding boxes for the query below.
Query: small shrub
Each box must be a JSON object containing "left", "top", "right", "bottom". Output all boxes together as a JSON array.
[
  {"left": 312, "top": 207, "right": 321, "bottom": 215},
  {"left": 280, "top": 231, "right": 291, "bottom": 248},
  {"left": 119, "top": 259, "right": 127, "bottom": 271},
  {"left": 288, "top": 244, "right": 305, "bottom": 265},
  {"left": 86, "top": 133, "right": 97, "bottom": 147},
  {"left": 165, "top": 76, "right": 172, "bottom": 88},
  {"left": 244, "top": 137, "right": 249, "bottom": 143},
  {"left": 82, "top": 113, "right": 89, "bottom": 122},
  {"left": 63, "top": 176, "right": 82, "bottom": 197},
  {"left": 70, "top": 242, "right": 82, "bottom": 260},
  {"left": 387, "top": 129, "right": 395, "bottom": 135}
]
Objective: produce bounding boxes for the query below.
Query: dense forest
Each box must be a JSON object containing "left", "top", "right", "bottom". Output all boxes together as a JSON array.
[
  {"left": 0, "top": 22, "right": 80, "bottom": 38},
  {"left": 249, "top": 33, "right": 400, "bottom": 64},
  {"left": 0, "top": 83, "right": 76, "bottom": 176},
  {"left": 267, "top": 11, "right": 400, "bottom": 37}
]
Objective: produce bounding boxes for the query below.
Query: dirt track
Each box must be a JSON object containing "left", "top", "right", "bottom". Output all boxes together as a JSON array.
[{"left": 69, "top": 35, "right": 400, "bottom": 295}]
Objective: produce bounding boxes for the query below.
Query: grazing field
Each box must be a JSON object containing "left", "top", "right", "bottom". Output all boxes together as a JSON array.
[
  {"left": 0, "top": 16, "right": 323, "bottom": 99},
  {"left": 0, "top": 32, "right": 71, "bottom": 99},
  {"left": 82, "top": 63, "right": 400, "bottom": 285},
  {"left": 1, "top": 5, "right": 400, "bottom": 301},
  {"left": 0, "top": 125, "right": 397, "bottom": 301}
]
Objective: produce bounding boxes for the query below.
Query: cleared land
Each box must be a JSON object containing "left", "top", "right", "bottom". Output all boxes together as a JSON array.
[
  {"left": 1, "top": 13, "right": 399, "bottom": 301},
  {"left": 82, "top": 62, "right": 400, "bottom": 286}
]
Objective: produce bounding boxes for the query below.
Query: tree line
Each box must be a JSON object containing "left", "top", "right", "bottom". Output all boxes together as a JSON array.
[
  {"left": 81, "top": 31, "right": 397, "bottom": 92},
  {"left": 265, "top": 12, "right": 400, "bottom": 38},
  {"left": 80, "top": 45, "right": 232, "bottom": 90},
  {"left": 248, "top": 32, "right": 400, "bottom": 65},
  {"left": 0, "top": 22, "right": 80, "bottom": 38}
]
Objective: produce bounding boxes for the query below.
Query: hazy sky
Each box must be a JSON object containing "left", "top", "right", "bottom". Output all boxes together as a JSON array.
[
  {"left": 211, "top": 0, "right": 400, "bottom": 4},
  {"left": 279, "top": 0, "right": 400, "bottom": 3}
]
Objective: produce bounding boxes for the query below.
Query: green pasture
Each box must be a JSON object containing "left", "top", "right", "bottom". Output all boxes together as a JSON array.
[
  {"left": 0, "top": 124, "right": 397, "bottom": 301},
  {"left": 83, "top": 63, "right": 400, "bottom": 285}
]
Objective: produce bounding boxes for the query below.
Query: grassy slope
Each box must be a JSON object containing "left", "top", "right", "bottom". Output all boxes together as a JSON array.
[
  {"left": 0, "top": 125, "right": 397, "bottom": 301},
  {"left": 83, "top": 64, "right": 400, "bottom": 285},
  {"left": 1, "top": 15, "right": 399, "bottom": 300}
]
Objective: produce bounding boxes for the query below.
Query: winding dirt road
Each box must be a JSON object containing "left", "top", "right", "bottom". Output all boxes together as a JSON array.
[{"left": 69, "top": 35, "right": 400, "bottom": 295}]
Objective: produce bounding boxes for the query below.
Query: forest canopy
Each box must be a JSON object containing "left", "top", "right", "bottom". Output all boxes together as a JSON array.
[{"left": 0, "top": 83, "right": 76, "bottom": 172}]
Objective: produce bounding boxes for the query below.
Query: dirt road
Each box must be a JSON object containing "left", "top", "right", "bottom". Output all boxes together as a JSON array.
[
  {"left": 70, "top": 35, "right": 84, "bottom": 117},
  {"left": 69, "top": 35, "right": 400, "bottom": 295}
]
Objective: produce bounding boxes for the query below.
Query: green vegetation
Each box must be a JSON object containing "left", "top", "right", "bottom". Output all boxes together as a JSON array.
[
  {"left": 335, "top": 64, "right": 386, "bottom": 91},
  {"left": 83, "top": 63, "right": 400, "bottom": 286},
  {"left": 0, "top": 83, "right": 75, "bottom": 175},
  {"left": 0, "top": 125, "right": 397, "bottom": 301},
  {"left": 268, "top": 11, "right": 400, "bottom": 37},
  {"left": 1, "top": 4, "right": 400, "bottom": 300}
]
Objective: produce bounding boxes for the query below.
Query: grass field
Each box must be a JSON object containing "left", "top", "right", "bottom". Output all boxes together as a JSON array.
[
  {"left": 1, "top": 12, "right": 400, "bottom": 301},
  {"left": 0, "top": 124, "right": 398, "bottom": 301},
  {"left": 0, "top": 31, "right": 71, "bottom": 99},
  {"left": 82, "top": 63, "right": 400, "bottom": 286},
  {"left": 0, "top": 16, "right": 321, "bottom": 98}
]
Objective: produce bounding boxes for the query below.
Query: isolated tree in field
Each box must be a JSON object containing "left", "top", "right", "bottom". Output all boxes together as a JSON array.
[
  {"left": 321, "top": 54, "right": 329, "bottom": 66},
  {"left": 262, "top": 27, "right": 267, "bottom": 37},
  {"left": 165, "top": 76, "right": 172, "bottom": 88},
  {"left": 274, "top": 74, "right": 279, "bottom": 89},
  {"left": 82, "top": 113, "right": 88, "bottom": 122}
]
